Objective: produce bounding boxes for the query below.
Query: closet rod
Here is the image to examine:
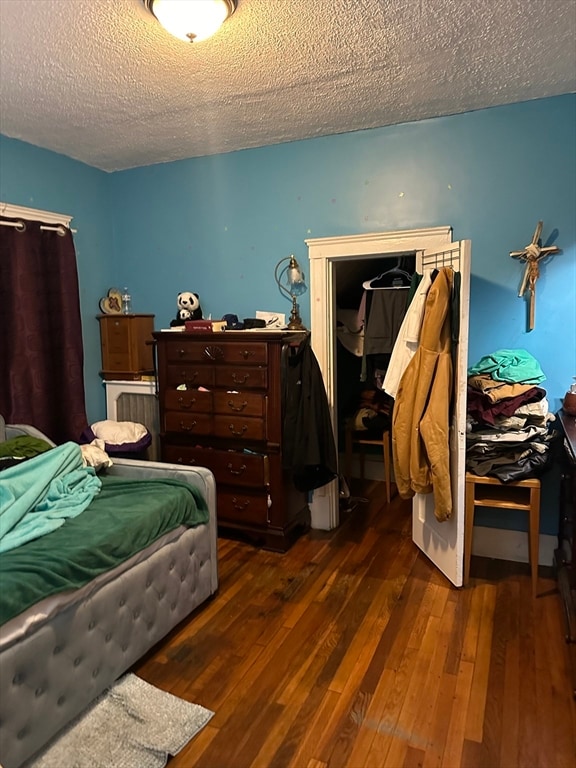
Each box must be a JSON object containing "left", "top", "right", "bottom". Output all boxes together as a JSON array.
[{"left": 0, "top": 219, "right": 77, "bottom": 234}]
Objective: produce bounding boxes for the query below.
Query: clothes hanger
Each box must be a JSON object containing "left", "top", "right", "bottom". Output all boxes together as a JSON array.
[{"left": 362, "top": 260, "right": 412, "bottom": 290}]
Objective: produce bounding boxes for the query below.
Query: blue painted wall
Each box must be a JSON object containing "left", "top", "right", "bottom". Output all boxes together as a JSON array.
[
  {"left": 110, "top": 95, "right": 575, "bottom": 411},
  {"left": 0, "top": 136, "right": 114, "bottom": 424},
  {"left": 2, "top": 94, "right": 575, "bottom": 536}
]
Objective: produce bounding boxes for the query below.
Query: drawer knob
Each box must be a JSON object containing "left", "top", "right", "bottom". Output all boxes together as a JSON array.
[
  {"left": 228, "top": 399, "right": 248, "bottom": 412},
  {"left": 180, "top": 420, "right": 197, "bottom": 431},
  {"left": 177, "top": 396, "right": 196, "bottom": 409},
  {"left": 232, "top": 497, "right": 250, "bottom": 511},
  {"left": 229, "top": 423, "right": 248, "bottom": 436},
  {"left": 240, "top": 349, "right": 254, "bottom": 360},
  {"left": 227, "top": 463, "right": 247, "bottom": 476},
  {"left": 232, "top": 372, "right": 249, "bottom": 384},
  {"left": 177, "top": 348, "right": 186, "bottom": 357}
]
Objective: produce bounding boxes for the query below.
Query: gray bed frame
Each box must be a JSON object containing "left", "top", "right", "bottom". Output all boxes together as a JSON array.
[{"left": 0, "top": 425, "right": 218, "bottom": 768}]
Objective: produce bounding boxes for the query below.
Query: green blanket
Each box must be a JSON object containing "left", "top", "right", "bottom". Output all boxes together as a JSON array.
[
  {"left": 0, "top": 475, "right": 209, "bottom": 626},
  {"left": 0, "top": 435, "right": 53, "bottom": 459}
]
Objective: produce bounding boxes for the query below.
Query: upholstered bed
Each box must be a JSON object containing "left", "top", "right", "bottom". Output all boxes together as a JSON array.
[{"left": 0, "top": 422, "right": 218, "bottom": 768}]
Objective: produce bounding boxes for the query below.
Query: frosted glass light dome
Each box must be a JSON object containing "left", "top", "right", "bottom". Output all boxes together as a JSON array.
[{"left": 145, "top": 0, "right": 236, "bottom": 43}]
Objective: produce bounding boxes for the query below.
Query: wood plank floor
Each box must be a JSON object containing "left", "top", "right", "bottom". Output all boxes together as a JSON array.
[{"left": 134, "top": 480, "right": 576, "bottom": 768}]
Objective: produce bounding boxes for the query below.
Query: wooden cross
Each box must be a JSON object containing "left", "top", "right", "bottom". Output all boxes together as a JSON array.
[{"left": 510, "top": 221, "right": 560, "bottom": 330}]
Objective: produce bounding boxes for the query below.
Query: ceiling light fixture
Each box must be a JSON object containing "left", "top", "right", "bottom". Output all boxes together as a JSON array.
[{"left": 143, "top": 0, "right": 236, "bottom": 43}]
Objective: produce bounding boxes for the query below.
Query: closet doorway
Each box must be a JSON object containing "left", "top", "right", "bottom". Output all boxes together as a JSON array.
[
  {"left": 333, "top": 252, "right": 416, "bottom": 463},
  {"left": 306, "top": 227, "right": 471, "bottom": 587}
]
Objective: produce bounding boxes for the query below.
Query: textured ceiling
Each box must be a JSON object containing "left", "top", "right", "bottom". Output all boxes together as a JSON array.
[{"left": 0, "top": 0, "right": 574, "bottom": 172}]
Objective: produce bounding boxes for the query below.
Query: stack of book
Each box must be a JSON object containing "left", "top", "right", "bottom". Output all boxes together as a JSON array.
[{"left": 184, "top": 319, "right": 227, "bottom": 332}]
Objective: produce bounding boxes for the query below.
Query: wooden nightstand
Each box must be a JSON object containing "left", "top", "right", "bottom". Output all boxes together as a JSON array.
[{"left": 98, "top": 314, "right": 155, "bottom": 381}]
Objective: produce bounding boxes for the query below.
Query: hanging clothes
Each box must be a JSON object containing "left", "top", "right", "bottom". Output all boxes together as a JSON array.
[
  {"left": 383, "top": 269, "right": 434, "bottom": 398},
  {"left": 336, "top": 308, "right": 364, "bottom": 357},
  {"left": 392, "top": 267, "right": 454, "bottom": 522},
  {"left": 360, "top": 289, "right": 409, "bottom": 382},
  {"left": 364, "top": 290, "right": 409, "bottom": 354},
  {"left": 281, "top": 334, "right": 338, "bottom": 492}
]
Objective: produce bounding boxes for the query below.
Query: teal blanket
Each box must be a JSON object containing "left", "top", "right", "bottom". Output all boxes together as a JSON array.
[
  {"left": 0, "top": 443, "right": 102, "bottom": 554},
  {"left": 467, "top": 348, "right": 546, "bottom": 384},
  {"left": 0, "top": 475, "right": 209, "bottom": 626}
]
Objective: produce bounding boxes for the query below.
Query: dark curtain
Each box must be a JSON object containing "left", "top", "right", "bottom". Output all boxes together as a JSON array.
[{"left": 0, "top": 216, "right": 88, "bottom": 443}]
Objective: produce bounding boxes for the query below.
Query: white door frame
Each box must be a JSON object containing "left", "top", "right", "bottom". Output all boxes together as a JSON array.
[{"left": 306, "top": 226, "right": 453, "bottom": 530}]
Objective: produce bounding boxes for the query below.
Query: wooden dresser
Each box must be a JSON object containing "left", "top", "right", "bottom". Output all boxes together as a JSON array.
[
  {"left": 154, "top": 330, "right": 310, "bottom": 551},
  {"left": 98, "top": 314, "right": 155, "bottom": 381}
]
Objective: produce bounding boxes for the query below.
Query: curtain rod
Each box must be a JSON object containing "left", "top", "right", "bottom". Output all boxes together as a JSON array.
[{"left": 0, "top": 219, "right": 78, "bottom": 235}]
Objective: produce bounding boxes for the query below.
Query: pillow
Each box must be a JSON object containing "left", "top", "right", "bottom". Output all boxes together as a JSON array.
[{"left": 89, "top": 420, "right": 148, "bottom": 446}]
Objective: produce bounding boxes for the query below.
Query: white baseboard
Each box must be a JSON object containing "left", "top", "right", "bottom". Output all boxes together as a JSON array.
[
  {"left": 472, "top": 526, "right": 556, "bottom": 567},
  {"left": 343, "top": 456, "right": 557, "bottom": 567}
]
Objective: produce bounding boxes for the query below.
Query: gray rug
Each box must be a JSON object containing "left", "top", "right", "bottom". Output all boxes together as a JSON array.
[{"left": 25, "top": 674, "right": 214, "bottom": 768}]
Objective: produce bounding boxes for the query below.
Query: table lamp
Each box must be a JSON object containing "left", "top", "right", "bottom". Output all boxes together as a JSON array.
[{"left": 274, "top": 255, "right": 307, "bottom": 330}]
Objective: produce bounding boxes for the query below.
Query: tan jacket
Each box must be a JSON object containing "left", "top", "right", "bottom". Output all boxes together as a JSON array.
[{"left": 392, "top": 267, "right": 454, "bottom": 521}]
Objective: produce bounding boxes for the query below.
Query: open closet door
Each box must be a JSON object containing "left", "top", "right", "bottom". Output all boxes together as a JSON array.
[{"left": 412, "top": 240, "right": 471, "bottom": 587}]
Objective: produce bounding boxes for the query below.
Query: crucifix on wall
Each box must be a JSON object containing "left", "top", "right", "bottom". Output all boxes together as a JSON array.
[{"left": 510, "top": 221, "right": 560, "bottom": 331}]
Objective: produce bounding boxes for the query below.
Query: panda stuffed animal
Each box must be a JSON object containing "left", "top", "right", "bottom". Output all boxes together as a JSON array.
[{"left": 170, "top": 291, "right": 203, "bottom": 327}]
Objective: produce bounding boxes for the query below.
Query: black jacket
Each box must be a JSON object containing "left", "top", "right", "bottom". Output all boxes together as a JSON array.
[{"left": 281, "top": 334, "right": 338, "bottom": 492}]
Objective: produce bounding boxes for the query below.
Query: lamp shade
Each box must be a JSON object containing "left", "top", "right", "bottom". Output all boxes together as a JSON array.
[{"left": 145, "top": 0, "right": 236, "bottom": 42}]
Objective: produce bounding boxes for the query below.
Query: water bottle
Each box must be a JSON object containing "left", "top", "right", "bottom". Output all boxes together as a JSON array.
[{"left": 121, "top": 287, "right": 132, "bottom": 315}]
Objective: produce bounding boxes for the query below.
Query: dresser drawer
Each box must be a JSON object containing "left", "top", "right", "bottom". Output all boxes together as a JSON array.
[
  {"left": 213, "top": 391, "right": 266, "bottom": 417},
  {"left": 162, "top": 444, "right": 269, "bottom": 487},
  {"left": 165, "top": 389, "right": 212, "bottom": 413},
  {"left": 164, "top": 412, "right": 213, "bottom": 436},
  {"left": 164, "top": 340, "right": 268, "bottom": 365},
  {"left": 218, "top": 489, "right": 269, "bottom": 526},
  {"left": 104, "top": 320, "right": 130, "bottom": 352},
  {"left": 213, "top": 415, "right": 266, "bottom": 441},
  {"left": 164, "top": 341, "right": 212, "bottom": 363},
  {"left": 215, "top": 366, "right": 267, "bottom": 390},
  {"left": 166, "top": 364, "right": 215, "bottom": 388},
  {"left": 105, "top": 352, "right": 132, "bottom": 372},
  {"left": 218, "top": 342, "right": 268, "bottom": 365}
]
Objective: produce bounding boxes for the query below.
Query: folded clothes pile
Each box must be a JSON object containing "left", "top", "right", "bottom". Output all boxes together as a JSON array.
[{"left": 466, "top": 349, "right": 557, "bottom": 483}]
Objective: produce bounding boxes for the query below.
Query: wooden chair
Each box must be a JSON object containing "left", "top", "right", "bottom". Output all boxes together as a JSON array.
[
  {"left": 344, "top": 420, "right": 391, "bottom": 504},
  {"left": 465, "top": 472, "right": 541, "bottom": 597}
]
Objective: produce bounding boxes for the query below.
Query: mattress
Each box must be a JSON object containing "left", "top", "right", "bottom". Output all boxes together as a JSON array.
[
  {"left": 0, "top": 459, "right": 218, "bottom": 768},
  {"left": 0, "top": 475, "right": 209, "bottom": 626},
  {"left": 0, "top": 524, "right": 187, "bottom": 650}
]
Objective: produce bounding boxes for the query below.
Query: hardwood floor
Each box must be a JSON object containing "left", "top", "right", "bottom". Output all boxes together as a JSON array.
[{"left": 134, "top": 480, "right": 576, "bottom": 768}]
